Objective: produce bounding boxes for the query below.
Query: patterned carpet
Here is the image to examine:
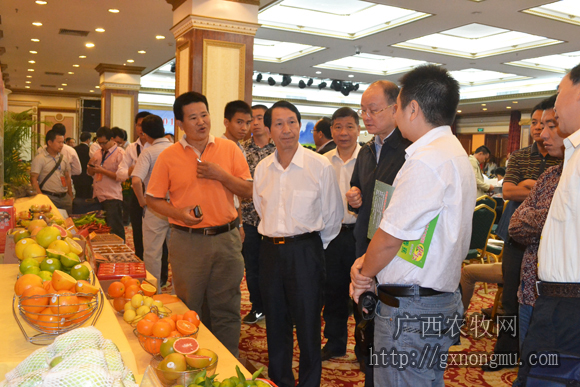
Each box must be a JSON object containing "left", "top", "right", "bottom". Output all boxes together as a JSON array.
[{"left": 123, "top": 226, "right": 516, "bottom": 386}]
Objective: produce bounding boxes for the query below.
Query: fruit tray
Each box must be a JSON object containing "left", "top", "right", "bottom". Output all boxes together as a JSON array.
[
  {"left": 92, "top": 245, "right": 134, "bottom": 254},
  {"left": 97, "top": 262, "right": 147, "bottom": 280},
  {"left": 95, "top": 252, "right": 141, "bottom": 263},
  {"left": 89, "top": 233, "right": 125, "bottom": 246}
]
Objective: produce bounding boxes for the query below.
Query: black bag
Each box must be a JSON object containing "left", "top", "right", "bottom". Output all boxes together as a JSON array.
[{"left": 39, "top": 155, "right": 63, "bottom": 190}]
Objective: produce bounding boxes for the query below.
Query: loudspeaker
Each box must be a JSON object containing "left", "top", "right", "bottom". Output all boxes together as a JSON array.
[{"left": 81, "top": 99, "right": 101, "bottom": 132}]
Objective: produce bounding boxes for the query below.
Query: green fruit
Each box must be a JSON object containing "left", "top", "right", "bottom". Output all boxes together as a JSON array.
[
  {"left": 23, "top": 266, "right": 41, "bottom": 275},
  {"left": 220, "top": 380, "right": 235, "bottom": 387},
  {"left": 159, "top": 337, "right": 177, "bottom": 358},
  {"left": 50, "top": 356, "right": 63, "bottom": 368},
  {"left": 35, "top": 226, "right": 61, "bottom": 248},
  {"left": 70, "top": 264, "right": 90, "bottom": 281},
  {"left": 40, "top": 258, "right": 62, "bottom": 273},
  {"left": 20, "top": 258, "right": 40, "bottom": 274},
  {"left": 46, "top": 249, "right": 63, "bottom": 260},
  {"left": 13, "top": 230, "right": 31, "bottom": 244},
  {"left": 159, "top": 353, "right": 187, "bottom": 381},
  {"left": 60, "top": 252, "right": 80, "bottom": 268},
  {"left": 38, "top": 271, "right": 53, "bottom": 282}
]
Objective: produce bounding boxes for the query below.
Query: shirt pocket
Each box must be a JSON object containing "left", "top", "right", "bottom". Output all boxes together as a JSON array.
[{"left": 291, "top": 190, "right": 319, "bottom": 225}]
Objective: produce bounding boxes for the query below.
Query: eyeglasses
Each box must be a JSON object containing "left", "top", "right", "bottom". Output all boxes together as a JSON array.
[
  {"left": 310, "top": 129, "right": 318, "bottom": 134},
  {"left": 357, "top": 104, "right": 395, "bottom": 118},
  {"left": 98, "top": 140, "right": 109, "bottom": 146}
]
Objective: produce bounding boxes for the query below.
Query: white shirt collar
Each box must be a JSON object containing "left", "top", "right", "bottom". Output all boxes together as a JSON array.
[
  {"left": 152, "top": 137, "right": 171, "bottom": 146},
  {"left": 329, "top": 143, "right": 361, "bottom": 164},
  {"left": 405, "top": 126, "right": 451, "bottom": 159},
  {"left": 563, "top": 129, "right": 580, "bottom": 166},
  {"left": 179, "top": 134, "right": 215, "bottom": 150},
  {"left": 267, "top": 144, "right": 306, "bottom": 170}
]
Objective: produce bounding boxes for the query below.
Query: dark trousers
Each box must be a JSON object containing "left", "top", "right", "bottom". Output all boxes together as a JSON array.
[
  {"left": 161, "top": 241, "right": 169, "bottom": 287},
  {"left": 129, "top": 190, "right": 144, "bottom": 259},
  {"left": 122, "top": 193, "right": 132, "bottom": 226},
  {"left": 101, "top": 199, "right": 125, "bottom": 241},
  {"left": 518, "top": 295, "right": 580, "bottom": 383},
  {"left": 354, "top": 239, "right": 374, "bottom": 387},
  {"left": 493, "top": 239, "right": 525, "bottom": 355},
  {"left": 323, "top": 227, "right": 356, "bottom": 353},
  {"left": 260, "top": 234, "right": 325, "bottom": 387},
  {"left": 242, "top": 224, "right": 263, "bottom": 313}
]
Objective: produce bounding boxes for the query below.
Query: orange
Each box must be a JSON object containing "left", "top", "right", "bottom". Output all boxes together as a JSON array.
[
  {"left": 171, "top": 314, "right": 181, "bottom": 322},
  {"left": 161, "top": 317, "right": 176, "bottom": 331},
  {"left": 144, "top": 337, "right": 163, "bottom": 354},
  {"left": 176, "top": 320, "right": 197, "bottom": 336},
  {"left": 124, "top": 284, "right": 141, "bottom": 299},
  {"left": 51, "top": 270, "right": 77, "bottom": 291},
  {"left": 69, "top": 303, "right": 94, "bottom": 324},
  {"left": 43, "top": 280, "right": 57, "bottom": 294},
  {"left": 126, "top": 278, "right": 141, "bottom": 288},
  {"left": 152, "top": 321, "right": 172, "bottom": 338},
  {"left": 169, "top": 330, "right": 182, "bottom": 338},
  {"left": 112, "top": 297, "right": 127, "bottom": 312},
  {"left": 182, "top": 310, "right": 201, "bottom": 328},
  {"left": 136, "top": 319, "right": 155, "bottom": 336},
  {"left": 120, "top": 275, "right": 133, "bottom": 285},
  {"left": 144, "top": 313, "right": 159, "bottom": 323},
  {"left": 23, "top": 307, "right": 46, "bottom": 324},
  {"left": 75, "top": 280, "right": 99, "bottom": 295},
  {"left": 48, "top": 290, "right": 80, "bottom": 316},
  {"left": 21, "top": 286, "right": 49, "bottom": 314},
  {"left": 108, "top": 282, "right": 125, "bottom": 298},
  {"left": 140, "top": 283, "right": 156, "bottom": 297},
  {"left": 15, "top": 274, "right": 44, "bottom": 297},
  {"left": 36, "top": 308, "right": 65, "bottom": 332}
]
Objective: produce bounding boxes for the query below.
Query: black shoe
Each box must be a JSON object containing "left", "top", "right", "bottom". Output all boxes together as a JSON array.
[
  {"left": 321, "top": 345, "right": 346, "bottom": 361},
  {"left": 242, "top": 310, "right": 265, "bottom": 324}
]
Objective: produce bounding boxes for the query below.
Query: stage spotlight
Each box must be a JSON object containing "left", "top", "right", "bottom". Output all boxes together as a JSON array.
[
  {"left": 307, "top": 78, "right": 313, "bottom": 87},
  {"left": 318, "top": 81, "right": 327, "bottom": 90},
  {"left": 281, "top": 74, "right": 292, "bottom": 87},
  {"left": 267, "top": 77, "right": 276, "bottom": 86},
  {"left": 330, "top": 80, "right": 342, "bottom": 91},
  {"left": 256, "top": 73, "right": 263, "bottom": 82},
  {"left": 170, "top": 62, "right": 176, "bottom": 73},
  {"left": 298, "top": 80, "right": 306, "bottom": 89},
  {"left": 353, "top": 83, "right": 360, "bottom": 91}
]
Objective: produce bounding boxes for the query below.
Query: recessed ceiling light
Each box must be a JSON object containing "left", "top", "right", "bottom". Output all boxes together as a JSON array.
[
  {"left": 108, "top": 9, "right": 119, "bottom": 13},
  {"left": 96, "top": 86, "right": 100, "bottom": 89},
  {"left": 481, "top": 103, "right": 486, "bottom": 106},
  {"left": 62, "top": 83, "right": 67, "bottom": 86},
  {"left": 31, "top": 38, "right": 40, "bottom": 42},
  {"left": 25, "top": 81, "right": 31, "bottom": 84},
  {"left": 68, "top": 71, "right": 74, "bottom": 74},
  {"left": 90, "top": 90, "right": 95, "bottom": 92},
  {"left": 127, "top": 59, "right": 134, "bottom": 63},
  {"left": 457, "top": 110, "right": 462, "bottom": 113},
  {"left": 28, "top": 69, "right": 34, "bottom": 72},
  {"left": 26, "top": 75, "right": 32, "bottom": 78},
  {"left": 156, "top": 35, "right": 165, "bottom": 40},
  {"left": 29, "top": 51, "right": 37, "bottom": 54},
  {"left": 28, "top": 60, "right": 36, "bottom": 64},
  {"left": 35, "top": 1, "right": 47, "bottom": 4},
  {"left": 348, "top": 74, "right": 354, "bottom": 78},
  {"left": 25, "top": 86, "right": 31, "bottom": 89},
  {"left": 507, "top": 106, "right": 512, "bottom": 109},
  {"left": 79, "top": 55, "right": 86, "bottom": 59},
  {"left": 316, "top": 71, "right": 322, "bottom": 74},
  {"left": 85, "top": 43, "right": 95, "bottom": 48},
  {"left": 58, "top": 88, "right": 63, "bottom": 91},
  {"left": 138, "top": 50, "right": 146, "bottom": 54},
  {"left": 32, "top": 22, "right": 42, "bottom": 26},
  {"left": 73, "top": 64, "right": 79, "bottom": 67},
  {"left": 482, "top": 108, "right": 488, "bottom": 111},
  {"left": 513, "top": 101, "right": 518, "bottom": 104},
  {"left": 95, "top": 28, "right": 105, "bottom": 32}
]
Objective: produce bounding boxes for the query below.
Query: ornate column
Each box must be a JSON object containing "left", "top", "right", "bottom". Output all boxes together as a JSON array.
[
  {"left": 166, "top": 0, "right": 259, "bottom": 138},
  {"left": 95, "top": 64, "right": 145, "bottom": 142}
]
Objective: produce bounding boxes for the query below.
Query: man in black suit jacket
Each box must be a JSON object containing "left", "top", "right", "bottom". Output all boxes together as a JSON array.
[
  {"left": 314, "top": 117, "right": 336, "bottom": 154},
  {"left": 73, "top": 131, "right": 94, "bottom": 198}
]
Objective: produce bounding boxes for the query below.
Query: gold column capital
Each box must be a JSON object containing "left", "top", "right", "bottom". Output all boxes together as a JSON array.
[
  {"left": 171, "top": 14, "right": 259, "bottom": 39},
  {"left": 95, "top": 64, "right": 146, "bottom": 76}
]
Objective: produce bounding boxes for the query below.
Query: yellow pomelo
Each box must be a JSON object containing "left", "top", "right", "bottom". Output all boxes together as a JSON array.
[
  {"left": 36, "top": 226, "right": 61, "bottom": 248},
  {"left": 65, "top": 237, "right": 83, "bottom": 255},
  {"left": 47, "top": 240, "right": 71, "bottom": 254},
  {"left": 15, "top": 238, "right": 38, "bottom": 260},
  {"left": 22, "top": 244, "right": 46, "bottom": 261}
]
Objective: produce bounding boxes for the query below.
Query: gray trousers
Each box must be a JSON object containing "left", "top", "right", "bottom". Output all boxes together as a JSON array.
[{"left": 142, "top": 207, "right": 170, "bottom": 290}]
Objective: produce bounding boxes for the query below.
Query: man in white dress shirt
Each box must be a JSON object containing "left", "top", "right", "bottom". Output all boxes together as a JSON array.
[
  {"left": 518, "top": 63, "right": 580, "bottom": 384},
  {"left": 321, "top": 107, "right": 361, "bottom": 361},
  {"left": 253, "top": 100, "right": 343, "bottom": 387},
  {"left": 350, "top": 65, "right": 476, "bottom": 386}
]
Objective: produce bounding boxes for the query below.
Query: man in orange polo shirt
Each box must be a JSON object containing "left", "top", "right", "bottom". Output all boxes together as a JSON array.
[{"left": 146, "top": 91, "right": 252, "bottom": 357}]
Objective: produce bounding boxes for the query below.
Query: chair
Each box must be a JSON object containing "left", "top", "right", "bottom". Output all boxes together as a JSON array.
[
  {"left": 476, "top": 195, "right": 497, "bottom": 211},
  {"left": 464, "top": 204, "right": 497, "bottom": 292}
]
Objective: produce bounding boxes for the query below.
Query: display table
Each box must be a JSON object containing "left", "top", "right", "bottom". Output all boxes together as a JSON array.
[
  {"left": 0, "top": 264, "right": 139, "bottom": 380},
  {"left": 14, "top": 194, "right": 65, "bottom": 220},
  {"left": 111, "top": 297, "right": 252, "bottom": 383}
]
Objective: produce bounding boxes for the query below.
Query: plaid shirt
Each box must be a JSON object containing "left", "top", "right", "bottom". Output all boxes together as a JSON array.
[
  {"left": 509, "top": 164, "right": 563, "bottom": 306},
  {"left": 504, "top": 142, "right": 561, "bottom": 186},
  {"left": 240, "top": 137, "right": 276, "bottom": 227}
]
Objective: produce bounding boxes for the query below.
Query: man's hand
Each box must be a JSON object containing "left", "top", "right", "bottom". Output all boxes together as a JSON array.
[
  {"left": 239, "top": 226, "right": 245, "bottom": 243},
  {"left": 488, "top": 184, "right": 495, "bottom": 191},
  {"left": 197, "top": 161, "right": 226, "bottom": 182},
  {"left": 177, "top": 206, "right": 204, "bottom": 227},
  {"left": 349, "top": 255, "right": 374, "bottom": 303},
  {"left": 346, "top": 186, "right": 363, "bottom": 209},
  {"left": 519, "top": 179, "right": 536, "bottom": 190},
  {"left": 128, "top": 165, "right": 135, "bottom": 176}
]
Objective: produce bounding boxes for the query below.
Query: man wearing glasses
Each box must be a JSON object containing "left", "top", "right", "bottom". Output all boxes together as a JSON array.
[{"left": 345, "top": 81, "right": 411, "bottom": 386}]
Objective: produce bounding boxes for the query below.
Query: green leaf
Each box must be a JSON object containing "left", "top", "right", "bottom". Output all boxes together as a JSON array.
[{"left": 251, "top": 367, "right": 264, "bottom": 381}]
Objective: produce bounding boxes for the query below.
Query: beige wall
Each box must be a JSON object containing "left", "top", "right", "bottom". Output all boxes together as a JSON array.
[{"left": 8, "top": 92, "right": 78, "bottom": 111}]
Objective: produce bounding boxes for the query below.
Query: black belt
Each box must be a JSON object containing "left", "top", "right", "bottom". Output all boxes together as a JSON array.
[
  {"left": 41, "top": 190, "right": 67, "bottom": 198},
  {"left": 170, "top": 219, "right": 238, "bottom": 236},
  {"left": 341, "top": 223, "right": 355, "bottom": 232},
  {"left": 378, "top": 284, "right": 446, "bottom": 308},
  {"left": 537, "top": 281, "right": 580, "bottom": 298},
  {"left": 262, "top": 232, "right": 318, "bottom": 245}
]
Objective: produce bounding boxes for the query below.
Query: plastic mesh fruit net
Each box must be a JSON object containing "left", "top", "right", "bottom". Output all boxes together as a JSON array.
[{"left": 2, "top": 327, "right": 138, "bottom": 387}]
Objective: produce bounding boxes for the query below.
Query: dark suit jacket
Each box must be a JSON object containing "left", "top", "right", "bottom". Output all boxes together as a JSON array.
[
  {"left": 317, "top": 140, "right": 336, "bottom": 155},
  {"left": 73, "top": 142, "right": 93, "bottom": 198}
]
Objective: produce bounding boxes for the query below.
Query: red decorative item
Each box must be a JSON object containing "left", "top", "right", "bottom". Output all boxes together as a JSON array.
[{"left": 97, "top": 262, "right": 146, "bottom": 280}]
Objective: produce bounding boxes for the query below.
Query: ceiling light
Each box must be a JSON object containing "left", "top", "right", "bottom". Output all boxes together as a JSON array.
[
  {"left": 68, "top": 72, "right": 74, "bottom": 74},
  {"left": 79, "top": 55, "right": 86, "bottom": 59},
  {"left": 36, "top": 0, "right": 47, "bottom": 4},
  {"left": 25, "top": 86, "right": 31, "bottom": 89},
  {"left": 31, "top": 39, "right": 40, "bottom": 42},
  {"left": 85, "top": 43, "right": 95, "bottom": 48},
  {"left": 28, "top": 60, "right": 35, "bottom": 64},
  {"left": 482, "top": 108, "right": 488, "bottom": 111},
  {"left": 73, "top": 64, "right": 79, "bottom": 67},
  {"left": 28, "top": 69, "right": 34, "bottom": 72},
  {"left": 29, "top": 51, "right": 37, "bottom": 54},
  {"left": 481, "top": 103, "right": 486, "bottom": 106},
  {"left": 26, "top": 75, "right": 32, "bottom": 78},
  {"left": 96, "top": 86, "right": 100, "bottom": 89},
  {"left": 58, "top": 88, "right": 63, "bottom": 91},
  {"left": 507, "top": 106, "right": 512, "bottom": 109},
  {"left": 62, "top": 83, "right": 67, "bottom": 86},
  {"left": 457, "top": 110, "right": 462, "bottom": 113},
  {"left": 32, "top": 22, "right": 42, "bottom": 26},
  {"left": 513, "top": 101, "right": 518, "bottom": 104},
  {"left": 156, "top": 35, "right": 165, "bottom": 40},
  {"left": 25, "top": 81, "right": 31, "bottom": 84},
  {"left": 348, "top": 74, "right": 354, "bottom": 78},
  {"left": 90, "top": 90, "right": 95, "bottom": 92},
  {"left": 108, "top": 9, "right": 120, "bottom": 13},
  {"left": 127, "top": 59, "right": 134, "bottom": 63},
  {"left": 316, "top": 71, "right": 322, "bottom": 74},
  {"left": 95, "top": 28, "right": 105, "bottom": 32},
  {"left": 138, "top": 50, "right": 146, "bottom": 54}
]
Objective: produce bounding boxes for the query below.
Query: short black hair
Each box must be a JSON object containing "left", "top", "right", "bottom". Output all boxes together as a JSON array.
[
  {"left": 80, "top": 131, "right": 92, "bottom": 142},
  {"left": 252, "top": 104, "right": 268, "bottom": 113},
  {"left": 52, "top": 123, "right": 66, "bottom": 136},
  {"left": 111, "top": 127, "right": 125, "bottom": 140},
  {"left": 45, "top": 129, "right": 62, "bottom": 144},
  {"left": 264, "top": 100, "right": 301, "bottom": 129},
  {"left": 141, "top": 115, "right": 165, "bottom": 139},
  {"left": 224, "top": 100, "right": 252, "bottom": 121},
  {"left": 540, "top": 94, "right": 557, "bottom": 111},
  {"left": 399, "top": 65, "right": 460, "bottom": 127},
  {"left": 315, "top": 117, "right": 332, "bottom": 139},
  {"left": 494, "top": 167, "right": 506, "bottom": 177},
  {"left": 174, "top": 92, "right": 209, "bottom": 121},
  {"left": 135, "top": 111, "right": 152, "bottom": 124},
  {"left": 369, "top": 80, "right": 400, "bottom": 105},
  {"left": 96, "top": 126, "right": 113, "bottom": 140},
  {"left": 65, "top": 137, "right": 73, "bottom": 143},
  {"left": 569, "top": 63, "right": 580, "bottom": 85},
  {"left": 331, "top": 107, "right": 359, "bottom": 126},
  {"left": 531, "top": 102, "right": 544, "bottom": 118},
  {"left": 475, "top": 145, "right": 491, "bottom": 155}
]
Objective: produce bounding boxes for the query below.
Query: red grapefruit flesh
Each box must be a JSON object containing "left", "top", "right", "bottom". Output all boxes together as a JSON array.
[
  {"left": 173, "top": 337, "right": 199, "bottom": 355},
  {"left": 185, "top": 354, "right": 211, "bottom": 368}
]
